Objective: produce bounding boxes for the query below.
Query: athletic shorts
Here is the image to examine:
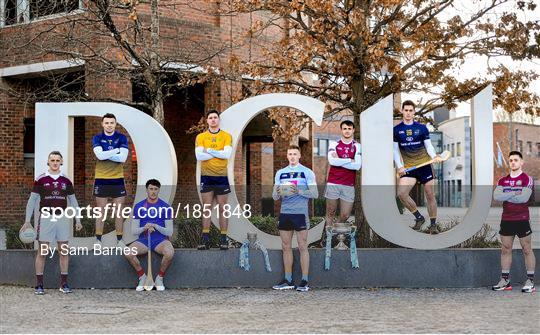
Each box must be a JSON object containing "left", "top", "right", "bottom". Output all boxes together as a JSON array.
[
  {"left": 499, "top": 220, "right": 532, "bottom": 238},
  {"left": 324, "top": 183, "right": 355, "bottom": 203},
  {"left": 401, "top": 164, "right": 434, "bottom": 184},
  {"left": 94, "top": 178, "right": 126, "bottom": 198},
  {"left": 135, "top": 236, "right": 169, "bottom": 252},
  {"left": 37, "top": 215, "right": 71, "bottom": 242},
  {"left": 200, "top": 175, "right": 231, "bottom": 195},
  {"left": 278, "top": 213, "right": 308, "bottom": 231}
]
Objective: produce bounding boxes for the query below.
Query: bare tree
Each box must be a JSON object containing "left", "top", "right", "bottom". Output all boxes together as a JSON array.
[
  {"left": 224, "top": 0, "right": 540, "bottom": 246},
  {"left": 1, "top": 0, "right": 232, "bottom": 124}
]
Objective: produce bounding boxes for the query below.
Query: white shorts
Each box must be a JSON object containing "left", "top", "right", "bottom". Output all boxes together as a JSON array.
[
  {"left": 324, "top": 183, "right": 355, "bottom": 203},
  {"left": 37, "top": 215, "right": 71, "bottom": 242}
]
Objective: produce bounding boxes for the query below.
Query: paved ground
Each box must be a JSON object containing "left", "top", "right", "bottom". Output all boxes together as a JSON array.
[{"left": 1, "top": 286, "right": 538, "bottom": 333}]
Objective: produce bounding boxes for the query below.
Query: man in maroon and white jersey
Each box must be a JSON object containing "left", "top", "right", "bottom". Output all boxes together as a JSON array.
[
  {"left": 492, "top": 151, "right": 535, "bottom": 293},
  {"left": 324, "top": 120, "right": 361, "bottom": 228},
  {"left": 20, "top": 151, "right": 82, "bottom": 295}
]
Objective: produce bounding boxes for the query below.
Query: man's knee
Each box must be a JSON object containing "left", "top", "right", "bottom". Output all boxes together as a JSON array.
[
  {"left": 501, "top": 244, "right": 513, "bottom": 254},
  {"left": 282, "top": 241, "right": 292, "bottom": 251},
  {"left": 397, "top": 188, "right": 409, "bottom": 200},
  {"left": 163, "top": 247, "right": 174, "bottom": 260},
  {"left": 522, "top": 244, "right": 532, "bottom": 256}
]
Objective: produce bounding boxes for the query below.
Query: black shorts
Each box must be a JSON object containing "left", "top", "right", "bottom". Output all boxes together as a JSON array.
[
  {"left": 93, "top": 178, "right": 126, "bottom": 198},
  {"left": 499, "top": 220, "right": 532, "bottom": 238},
  {"left": 401, "top": 164, "right": 434, "bottom": 184},
  {"left": 278, "top": 213, "right": 307, "bottom": 231},
  {"left": 200, "top": 176, "right": 231, "bottom": 195}
]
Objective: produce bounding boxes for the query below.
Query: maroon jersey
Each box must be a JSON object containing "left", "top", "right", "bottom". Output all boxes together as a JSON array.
[
  {"left": 32, "top": 172, "right": 75, "bottom": 210},
  {"left": 327, "top": 140, "right": 361, "bottom": 186},
  {"left": 497, "top": 172, "right": 534, "bottom": 221}
]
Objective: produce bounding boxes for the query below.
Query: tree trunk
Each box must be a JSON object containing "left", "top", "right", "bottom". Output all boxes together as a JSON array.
[
  {"left": 351, "top": 77, "right": 372, "bottom": 247},
  {"left": 153, "top": 89, "right": 165, "bottom": 125},
  {"left": 149, "top": 0, "right": 164, "bottom": 125}
]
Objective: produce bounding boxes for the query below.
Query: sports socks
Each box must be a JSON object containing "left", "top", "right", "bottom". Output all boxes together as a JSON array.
[
  {"left": 136, "top": 268, "right": 145, "bottom": 278},
  {"left": 411, "top": 210, "right": 423, "bottom": 220},
  {"left": 60, "top": 273, "right": 68, "bottom": 286},
  {"left": 302, "top": 274, "right": 309, "bottom": 282},
  {"left": 96, "top": 227, "right": 103, "bottom": 241},
  {"left": 430, "top": 217, "right": 437, "bottom": 226},
  {"left": 202, "top": 228, "right": 210, "bottom": 243},
  {"left": 158, "top": 270, "right": 166, "bottom": 278},
  {"left": 527, "top": 271, "right": 534, "bottom": 281},
  {"left": 284, "top": 272, "right": 293, "bottom": 282},
  {"left": 501, "top": 270, "right": 510, "bottom": 281},
  {"left": 116, "top": 232, "right": 123, "bottom": 241},
  {"left": 36, "top": 274, "right": 43, "bottom": 287},
  {"left": 220, "top": 229, "right": 227, "bottom": 244}
]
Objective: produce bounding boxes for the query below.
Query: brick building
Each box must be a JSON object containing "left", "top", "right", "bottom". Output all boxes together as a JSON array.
[{"left": 0, "top": 2, "right": 314, "bottom": 227}]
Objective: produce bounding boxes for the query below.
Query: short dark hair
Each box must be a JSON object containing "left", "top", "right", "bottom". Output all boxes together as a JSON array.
[
  {"left": 145, "top": 179, "right": 161, "bottom": 189},
  {"left": 287, "top": 145, "right": 301, "bottom": 152},
  {"left": 402, "top": 100, "right": 416, "bottom": 109},
  {"left": 508, "top": 151, "right": 523, "bottom": 159},
  {"left": 102, "top": 113, "right": 117, "bottom": 121},
  {"left": 205, "top": 109, "right": 220, "bottom": 118},
  {"left": 340, "top": 120, "right": 355, "bottom": 129},
  {"left": 48, "top": 151, "right": 63, "bottom": 159}
]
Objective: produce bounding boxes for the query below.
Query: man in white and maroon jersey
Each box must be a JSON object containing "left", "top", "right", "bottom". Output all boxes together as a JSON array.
[
  {"left": 492, "top": 151, "right": 535, "bottom": 293},
  {"left": 20, "top": 151, "right": 82, "bottom": 295},
  {"left": 324, "top": 120, "right": 362, "bottom": 228}
]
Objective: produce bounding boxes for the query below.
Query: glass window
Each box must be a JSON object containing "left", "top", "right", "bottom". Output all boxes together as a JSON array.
[
  {"left": 456, "top": 142, "right": 461, "bottom": 156},
  {"left": 30, "top": 0, "right": 79, "bottom": 20},
  {"left": 319, "top": 139, "right": 328, "bottom": 156}
]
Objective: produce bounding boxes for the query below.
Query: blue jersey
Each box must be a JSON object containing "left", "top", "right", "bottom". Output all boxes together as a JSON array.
[
  {"left": 133, "top": 198, "right": 173, "bottom": 241},
  {"left": 92, "top": 131, "right": 129, "bottom": 179},
  {"left": 274, "top": 164, "right": 317, "bottom": 222},
  {"left": 393, "top": 121, "right": 431, "bottom": 169}
]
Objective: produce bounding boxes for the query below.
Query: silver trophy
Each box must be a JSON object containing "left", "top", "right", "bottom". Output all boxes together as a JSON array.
[{"left": 328, "top": 222, "right": 355, "bottom": 250}]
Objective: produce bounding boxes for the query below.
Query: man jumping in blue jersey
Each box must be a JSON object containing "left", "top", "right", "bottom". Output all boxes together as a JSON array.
[
  {"left": 394, "top": 100, "right": 443, "bottom": 234},
  {"left": 272, "top": 145, "right": 318, "bottom": 292}
]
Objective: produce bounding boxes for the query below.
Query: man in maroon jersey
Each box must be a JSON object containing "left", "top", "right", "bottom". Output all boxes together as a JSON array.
[
  {"left": 324, "top": 120, "right": 362, "bottom": 228},
  {"left": 492, "top": 151, "right": 535, "bottom": 293},
  {"left": 20, "top": 151, "right": 82, "bottom": 295}
]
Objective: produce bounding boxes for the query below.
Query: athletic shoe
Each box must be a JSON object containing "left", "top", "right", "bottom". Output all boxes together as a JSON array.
[
  {"left": 296, "top": 280, "right": 310, "bottom": 292},
  {"left": 136, "top": 274, "right": 147, "bottom": 292},
  {"left": 412, "top": 217, "right": 425, "bottom": 230},
  {"left": 59, "top": 284, "right": 73, "bottom": 294},
  {"left": 219, "top": 243, "right": 229, "bottom": 250},
  {"left": 521, "top": 279, "right": 536, "bottom": 293},
  {"left": 426, "top": 224, "right": 440, "bottom": 234},
  {"left": 197, "top": 243, "right": 209, "bottom": 250},
  {"left": 492, "top": 278, "right": 512, "bottom": 291},
  {"left": 272, "top": 279, "right": 295, "bottom": 290},
  {"left": 34, "top": 285, "right": 45, "bottom": 295},
  {"left": 155, "top": 275, "right": 165, "bottom": 291}
]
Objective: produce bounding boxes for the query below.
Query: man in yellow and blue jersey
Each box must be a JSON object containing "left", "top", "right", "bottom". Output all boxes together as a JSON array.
[
  {"left": 93, "top": 113, "right": 129, "bottom": 246},
  {"left": 394, "top": 101, "right": 443, "bottom": 234},
  {"left": 195, "top": 109, "right": 233, "bottom": 250}
]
